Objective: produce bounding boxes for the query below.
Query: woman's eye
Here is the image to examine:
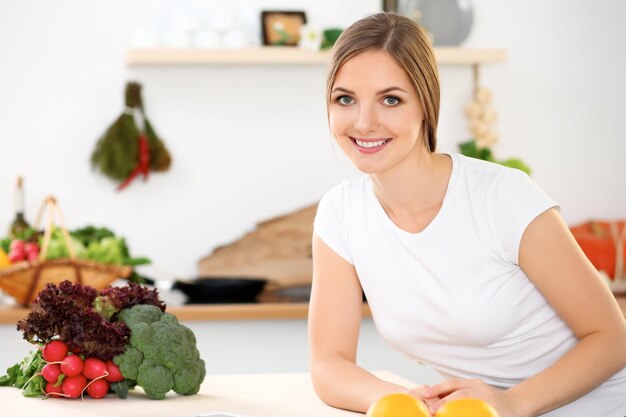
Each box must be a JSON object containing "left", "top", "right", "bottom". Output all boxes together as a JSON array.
[
  {"left": 383, "top": 96, "right": 400, "bottom": 106},
  {"left": 337, "top": 96, "right": 354, "bottom": 105}
]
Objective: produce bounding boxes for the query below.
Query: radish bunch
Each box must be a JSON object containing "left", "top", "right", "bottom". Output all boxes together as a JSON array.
[
  {"left": 7, "top": 240, "right": 40, "bottom": 263},
  {"left": 40, "top": 340, "right": 124, "bottom": 399}
]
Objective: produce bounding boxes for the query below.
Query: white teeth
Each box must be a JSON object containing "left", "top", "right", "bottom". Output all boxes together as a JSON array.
[{"left": 355, "top": 139, "right": 388, "bottom": 148}]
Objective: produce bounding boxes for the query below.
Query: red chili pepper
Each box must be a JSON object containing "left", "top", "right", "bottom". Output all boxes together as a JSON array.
[
  {"left": 138, "top": 133, "right": 150, "bottom": 181},
  {"left": 117, "top": 133, "right": 151, "bottom": 191}
]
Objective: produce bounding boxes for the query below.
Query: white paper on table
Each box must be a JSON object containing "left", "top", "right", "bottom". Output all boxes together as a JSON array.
[{"left": 186, "top": 413, "right": 254, "bottom": 417}]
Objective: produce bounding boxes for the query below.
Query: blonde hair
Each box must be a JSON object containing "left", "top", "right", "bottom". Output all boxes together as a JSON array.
[{"left": 326, "top": 13, "right": 440, "bottom": 152}]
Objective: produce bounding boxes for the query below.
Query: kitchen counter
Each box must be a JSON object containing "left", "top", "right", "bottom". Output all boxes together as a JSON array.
[
  {"left": 0, "top": 297, "right": 624, "bottom": 324},
  {"left": 0, "top": 302, "right": 372, "bottom": 324},
  {"left": 0, "top": 371, "right": 410, "bottom": 417}
]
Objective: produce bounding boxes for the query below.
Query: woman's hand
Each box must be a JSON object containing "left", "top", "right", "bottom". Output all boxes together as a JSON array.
[
  {"left": 404, "top": 385, "right": 440, "bottom": 416},
  {"left": 422, "top": 378, "right": 527, "bottom": 417}
]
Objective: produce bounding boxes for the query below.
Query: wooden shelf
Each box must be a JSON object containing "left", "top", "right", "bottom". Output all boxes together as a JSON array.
[
  {"left": 2, "top": 297, "right": 625, "bottom": 323},
  {"left": 0, "top": 302, "right": 373, "bottom": 323},
  {"left": 127, "top": 47, "right": 507, "bottom": 66},
  {"left": 166, "top": 302, "right": 372, "bottom": 321}
]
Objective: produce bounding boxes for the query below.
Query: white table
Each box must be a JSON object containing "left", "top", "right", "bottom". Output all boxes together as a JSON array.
[{"left": 0, "top": 371, "right": 413, "bottom": 417}]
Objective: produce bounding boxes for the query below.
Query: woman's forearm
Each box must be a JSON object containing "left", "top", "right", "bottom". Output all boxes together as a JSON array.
[
  {"left": 311, "top": 357, "right": 409, "bottom": 412},
  {"left": 507, "top": 330, "right": 626, "bottom": 416}
]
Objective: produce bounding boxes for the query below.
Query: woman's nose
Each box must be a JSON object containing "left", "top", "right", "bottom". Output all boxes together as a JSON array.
[{"left": 354, "top": 105, "right": 378, "bottom": 134}]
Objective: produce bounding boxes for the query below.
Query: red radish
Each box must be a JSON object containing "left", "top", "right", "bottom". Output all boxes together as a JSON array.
[
  {"left": 86, "top": 378, "right": 109, "bottom": 399},
  {"left": 24, "top": 242, "right": 39, "bottom": 253},
  {"left": 62, "top": 375, "right": 87, "bottom": 399},
  {"left": 60, "top": 354, "right": 84, "bottom": 377},
  {"left": 83, "top": 358, "right": 107, "bottom": 380},
  {"left": 8, "top": 250, "right": 25, "bottom": 262},
  {"left": 45, "top": 381, "right": 64, "bottom": 397},
  {"left": 27, "top": 252, "right": 39, "bottom": 261},
  {"left": 42, "top": 340, "right": 69, "bottom": 362},
  {"left": 9, "top": 240, "right": 25, "bottom": 251},
  {"left": 41, "top": 363, "right": 62, "bottom": 384},
  {"left": 105, "top": 360, "right": 124, "bottom": 382}
]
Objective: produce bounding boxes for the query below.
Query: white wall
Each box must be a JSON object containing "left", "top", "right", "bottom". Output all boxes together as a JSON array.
[
  {"left": 0, "top": 318, "right": 443, "bottom": 385},
  {"left": 1, "top": 0, "right": 625, "bottom": 278}
]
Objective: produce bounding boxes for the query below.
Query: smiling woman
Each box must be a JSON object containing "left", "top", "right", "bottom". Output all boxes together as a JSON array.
[
  {"left": 308, "top": 12, "right": 626, "bottom": 417},
  {"left": 325, "top": 15, "right": 439, "bottom": 154},
  {"left": 328, "top": 50, "right": 429, "bottom": 175}
]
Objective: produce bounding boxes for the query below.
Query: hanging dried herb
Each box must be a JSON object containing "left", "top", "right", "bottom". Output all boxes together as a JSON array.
[
  {"left": 91, "top": 83, "right": 140, "bottom": 181},
  {"left": 145, "top": 119, "right": 171, "bottom": 172},
  {"left": 90, "top": 81, "right": 172, "bottom": 190}
]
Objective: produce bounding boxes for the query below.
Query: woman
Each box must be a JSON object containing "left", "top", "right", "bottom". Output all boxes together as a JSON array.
[{"left": 309, "top": 12, "right": 626, "bottom": 417}]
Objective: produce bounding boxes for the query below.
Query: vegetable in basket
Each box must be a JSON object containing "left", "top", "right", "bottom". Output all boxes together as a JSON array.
[
  {"left": 71, "top": 226, "right": 152, "bottom": 283},
  {"left": 30, "top": 225, "right": 152, "bottom": 283},
  {"left": 41, "top": 226, "right": 150, "bottom": 266},
  {"left": 43, "top": 228, "right": 87, "bottom": 260},
  {"left": 0, "top": 248, "right": 11, "bottom": 267}
]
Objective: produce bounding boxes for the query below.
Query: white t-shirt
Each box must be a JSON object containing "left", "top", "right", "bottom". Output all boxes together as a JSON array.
[{"left": 314, "top": 153, "right": 626, "bottom": 417}]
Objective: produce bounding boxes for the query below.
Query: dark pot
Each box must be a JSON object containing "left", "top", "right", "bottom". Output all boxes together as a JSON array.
[{"left": 172, "top": 277, "right": 268, "bottom": 304}]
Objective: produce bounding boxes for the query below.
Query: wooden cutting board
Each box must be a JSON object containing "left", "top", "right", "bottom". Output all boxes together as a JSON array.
[{"left": 197, "top": 205, "right": 317, "bottom": 289}]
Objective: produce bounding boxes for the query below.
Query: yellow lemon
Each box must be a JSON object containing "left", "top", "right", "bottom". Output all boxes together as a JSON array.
[
  {"left": 435, "top": 398, "right": 499, "bottom": 417},
  {"left": 0, "top": 248, "right": 10, "bottom": 268},
  {"left": 366, "top": 393, "right": 430, "bottom": 417}
]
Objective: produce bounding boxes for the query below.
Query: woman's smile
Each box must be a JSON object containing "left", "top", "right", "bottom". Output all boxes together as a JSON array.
[{"left": 350, "top": 137, "right": 393, "bottom": 153}]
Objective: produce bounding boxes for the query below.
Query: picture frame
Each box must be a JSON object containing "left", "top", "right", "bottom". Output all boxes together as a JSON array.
[{"left": 261, "top": 11, "right": 307, "bottom": 46}]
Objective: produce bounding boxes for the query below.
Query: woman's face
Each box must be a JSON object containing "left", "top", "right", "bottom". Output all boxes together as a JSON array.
[{"left": 328, "top": 50, "right": 426, "bottom": 175}]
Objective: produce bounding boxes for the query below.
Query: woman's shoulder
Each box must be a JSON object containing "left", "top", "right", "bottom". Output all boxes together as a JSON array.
[
  {"left": 453, "top": 153, "right": 531, "bottom": 191},
  {"left": 316, "top": 176, "right": 372, "bottom": 226},
  {"left": 314, "top": 176, "right": 371, "bottom": 249},
  {"left": 454, "top": 153, "right": 516, "bottom": 177},
  {"left": 319, "top": 175, "right": 371, "bottom": 204}
]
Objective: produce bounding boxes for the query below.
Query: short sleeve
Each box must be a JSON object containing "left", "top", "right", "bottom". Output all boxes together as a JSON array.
[
  {"left": 488, "top": 169, "right": 560, "bottom": 264},
  {"left": 313, "top": 185, "right": 353, "bottom": 265}
]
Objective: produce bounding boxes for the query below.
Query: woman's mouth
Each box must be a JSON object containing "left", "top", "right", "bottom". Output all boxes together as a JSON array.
[{"left": 350, "top": 137, "right": 392, "bottom": 154}]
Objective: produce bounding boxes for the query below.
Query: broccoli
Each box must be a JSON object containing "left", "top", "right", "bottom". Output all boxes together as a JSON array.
[
  {"left": 115, "top": 346, "right": 143, "bottom": 381},
  {"left": 113, "top": 304, "right": 206, "bottom": 399}
]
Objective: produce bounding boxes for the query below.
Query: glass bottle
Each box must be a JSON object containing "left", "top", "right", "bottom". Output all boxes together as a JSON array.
[
  {"left": 9, "top": 176, "right": 31, "bottom": 239},
  {"left": 383, "top": 0, "right": 398, "bottom": 12}
]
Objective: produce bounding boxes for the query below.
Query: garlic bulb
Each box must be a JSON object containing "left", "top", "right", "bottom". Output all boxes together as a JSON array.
[{"left": 465, "top": 86, "right": 498, "bottom": 147}]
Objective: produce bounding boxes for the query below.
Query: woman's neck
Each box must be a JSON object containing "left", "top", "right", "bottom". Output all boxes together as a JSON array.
[{"left": 370, "top": 150, "right": 452, "bottom": 230}]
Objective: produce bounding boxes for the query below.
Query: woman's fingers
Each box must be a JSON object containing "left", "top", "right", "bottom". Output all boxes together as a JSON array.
[
  {"left": 426, "top": 380, "right": 508, "bottom": 416},
  {"left": 429, "top": 389, "right": 472, "bottom": 413},
  {"left": 423, "top": 378, "right": 473, "bottom": 398},
  {"left": 405, "top": 385, "right": 439, "bottom": 416},
  {"left": 422, "top": 396, "right": 440, "bottom": 413}
]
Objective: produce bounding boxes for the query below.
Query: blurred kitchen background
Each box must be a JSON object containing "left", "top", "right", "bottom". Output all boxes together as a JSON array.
[
  {"left": 0, "top": 0, "right": 625, "bottom": 382},
  {"left": 1, "top": 0, "right": 623, "bottom": 279}
]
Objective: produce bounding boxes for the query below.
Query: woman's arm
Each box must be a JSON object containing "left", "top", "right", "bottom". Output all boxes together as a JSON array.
[
  {"left": 309, "top": 233, "right": 420, "bottom": 412},
  {"left": 425, "top": 208, "right": 626, "bottom": 416},
  {"left": 507, "top": 208, "right": 626, "bottom": 415}
]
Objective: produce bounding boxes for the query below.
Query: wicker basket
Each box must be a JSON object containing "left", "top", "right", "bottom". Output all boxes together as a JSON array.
[{"left": 0, "top": 196, "right": 131, "bottom": 306}]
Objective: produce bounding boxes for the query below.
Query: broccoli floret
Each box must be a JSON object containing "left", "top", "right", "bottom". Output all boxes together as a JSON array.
[
  {"left": 113, "top": 346, "right": 144, "bottom": 381},
  {"left": 113, "top": 304, "right": 206, "bottom": 399},
  {"left": 137, "top": 360, "right": 174, "bottom": 400},
  {"left": 173, "top": 359, "right": 206, "bottom": 395},
  {"left": 118, "top": 304, "right": 162, "bottom": 327},
  {"left": 129, "top": 322, "right": 160, "bottom": 362}
]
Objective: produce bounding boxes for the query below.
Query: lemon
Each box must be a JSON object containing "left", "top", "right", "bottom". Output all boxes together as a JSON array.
[
  {"left": 0, "top": 248, "right": 10, "bottom": 268},
  {"left": 435, "top": 398, "right": 499, "bottom": 417},
  {"left": 367, "top": 393, "right": 430, "bottom": 417}
]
